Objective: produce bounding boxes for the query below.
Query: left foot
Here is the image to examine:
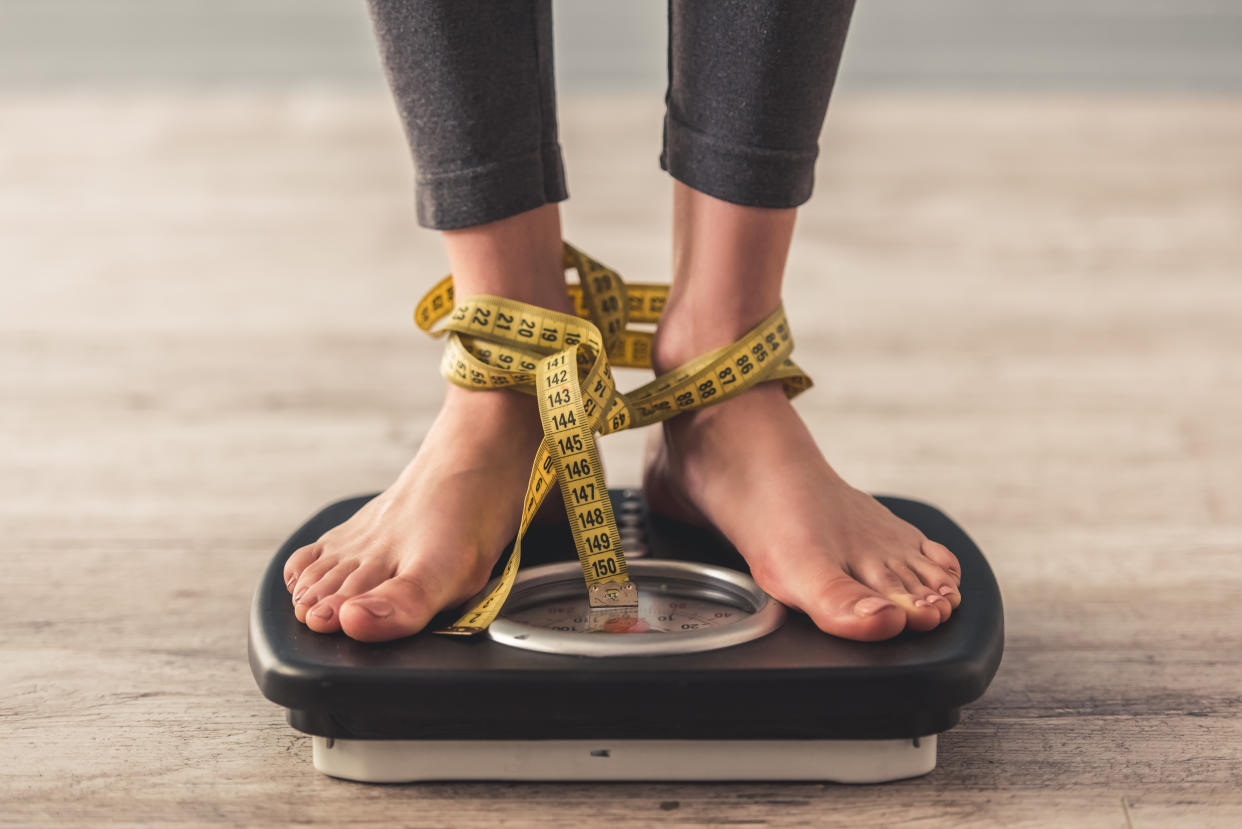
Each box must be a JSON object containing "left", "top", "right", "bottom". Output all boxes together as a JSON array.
[
  {"left": 644, "top": 343, "right": 962, "bottom": 641},
  {"left": 642, "top": 182, "right": 960, "bottom": 640}
]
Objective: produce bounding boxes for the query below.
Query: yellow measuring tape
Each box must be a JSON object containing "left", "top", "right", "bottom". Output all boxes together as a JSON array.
[{"left": 415, "top": 242, "right": 812, "bottom": 636}]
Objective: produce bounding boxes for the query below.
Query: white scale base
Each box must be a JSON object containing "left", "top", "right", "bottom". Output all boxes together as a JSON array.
[{"left": 312, "top": 735, "right": 937, "bottom": 783}]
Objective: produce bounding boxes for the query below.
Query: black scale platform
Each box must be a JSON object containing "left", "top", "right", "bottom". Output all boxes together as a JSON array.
[{"left": 250, "top": 491, "right": 1003, "bottom": 755}]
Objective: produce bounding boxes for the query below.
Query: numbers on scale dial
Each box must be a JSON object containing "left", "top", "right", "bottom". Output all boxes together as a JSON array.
[{"left": 505, "top": 595, "right": 740, "bottom": 634}]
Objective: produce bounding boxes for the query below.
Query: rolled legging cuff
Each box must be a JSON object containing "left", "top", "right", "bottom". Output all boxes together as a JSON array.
[
  {"left": 415, "top": 142, "right": 568, "bottom": 231},
  {"left": 659, "top": 113, "right": 818, "bottom": 210}
]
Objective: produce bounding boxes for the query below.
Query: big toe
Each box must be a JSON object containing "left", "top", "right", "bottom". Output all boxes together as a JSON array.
[
  {"left": 338, "top": 574, "right": 439, "bottom": 643},
  {"left": 802, "top": 573, "right": 907, "bottom": 642}
]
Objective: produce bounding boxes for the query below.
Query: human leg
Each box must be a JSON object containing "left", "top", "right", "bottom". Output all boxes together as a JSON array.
[
  {"left": 283, "top": 1, "right": 572, "bottom": 642},
  {"left": 370, "top": 0, "right": 567, "bottom": 231},
  {"left": 647, "top": 1, "right": 962, "bottom": 641}
]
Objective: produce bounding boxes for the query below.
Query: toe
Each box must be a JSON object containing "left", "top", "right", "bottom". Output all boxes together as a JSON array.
[
  {"left": 921, "top": 539, "right": 961, "bottom": 583},
  {"left": 800, "top": 571, "right": 907, "bottom": 642},
  {"left": 303, "top": 560, "right": 390, "bottom": 634},
  {"left": 891, "top": 562, "right": 952, "bottom": 623},
  {"left": 292, "top": 561, "right": 358, "bottom": 623},
  {"left": 283, "top": 542, "right": 323, "bottom": 593},
  {"left": 885, "top": 592, "right": 943, "bottom": 631},
  {"left": 908, "top": 555, "right": 962, "bottom": 609},
  {"left": 290, "top": 556, "right": 336, "bottom": 608},
  {"left": 303, "top": 599, "right": 340, "bottom": 632},
  {"left": 855, "top": 561, "right": 943, "bottom": 632},
  {"left": 339, "top": 572, "right": 440, "bottom": 643}
]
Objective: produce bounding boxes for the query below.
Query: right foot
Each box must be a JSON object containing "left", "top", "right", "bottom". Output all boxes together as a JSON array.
[
  {"left": 292, "top": 204, "right": 579, "bottom": 640},
  {"left": 282, "top": 385, "right": 547, "bottom": 642}
]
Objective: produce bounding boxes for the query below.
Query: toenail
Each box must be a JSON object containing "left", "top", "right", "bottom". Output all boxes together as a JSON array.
[
  {"left": 349, "top": 598, "right": 393, "bottom": 619},
  {"left": 854, "top": 597, "right": 898, "bottom": 617},
  {"left": 309, "top": 605, "right": 333, "bottom": 620},
  {"left": 915, "top": 598, "right": 932, "bottom": 608},
  {"left": 293, "top": 586, "right": 308, "bottom": 602},
  {"left": 939, "top": 585, "right": 956, "bottom": 596},
  {"left": 285, "top": 573, "right": 297, "bottom": 589}
]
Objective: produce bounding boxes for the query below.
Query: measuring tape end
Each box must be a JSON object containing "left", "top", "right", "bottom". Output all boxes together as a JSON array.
[
  {"left": 588, "top": 580, "right": 639, "bottom": 609},
  {"left": 433, "top": 625, "right": 488, "bottom": 637}
]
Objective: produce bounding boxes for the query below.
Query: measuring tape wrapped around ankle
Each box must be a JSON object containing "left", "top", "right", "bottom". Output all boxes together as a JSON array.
[{"left": 414, "top": 242, "right": 812, "bottom": 636}]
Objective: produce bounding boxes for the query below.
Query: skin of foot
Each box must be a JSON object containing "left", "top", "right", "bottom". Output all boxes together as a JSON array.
[
  {"left": 283, "top": 385, "right": 550, "bottom": 641},
  {"left": 642, "top": 381, "right": 962, "bottom": 642}
]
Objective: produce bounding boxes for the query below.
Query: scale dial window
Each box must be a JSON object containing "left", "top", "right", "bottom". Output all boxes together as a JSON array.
[{"left": 486, "top": 560, "right": 786, "bottom": 657}]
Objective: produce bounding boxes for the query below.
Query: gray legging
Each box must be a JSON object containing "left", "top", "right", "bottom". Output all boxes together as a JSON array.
[{"left": 368, "top": 0, "right": 856, "bottom": 231}]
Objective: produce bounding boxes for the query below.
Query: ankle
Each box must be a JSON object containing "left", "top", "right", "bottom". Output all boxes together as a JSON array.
[
  {"left": 655, "top": 185, "right": 795, "bottom": 374},
  {"left": 441, "top": 204, "right": 574, "bottom": 316},
  {"left": 651, "top": 293, "right": 783, "bottom": 376},
  {"left": 441, "top": 384, "right": 534, "bottom": 418}
]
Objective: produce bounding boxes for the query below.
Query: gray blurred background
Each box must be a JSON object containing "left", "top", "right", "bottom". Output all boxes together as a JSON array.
[{"left": 2, "top": 0, "right": 1241, "bottom": 92}]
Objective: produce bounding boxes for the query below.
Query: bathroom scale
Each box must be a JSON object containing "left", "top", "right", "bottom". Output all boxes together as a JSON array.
[{"left": 249, "top": 489, "right": 1003, "bottom": 783}]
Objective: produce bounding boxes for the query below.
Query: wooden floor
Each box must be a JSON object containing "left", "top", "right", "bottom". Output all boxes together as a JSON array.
[{"left": 2, "top": 92, "right": 1240, "bottom": 827}]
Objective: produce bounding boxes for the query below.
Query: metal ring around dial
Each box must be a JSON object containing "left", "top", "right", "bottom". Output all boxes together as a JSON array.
[{"left": 486, "top": 559, "right": 786, "bottom": 657}]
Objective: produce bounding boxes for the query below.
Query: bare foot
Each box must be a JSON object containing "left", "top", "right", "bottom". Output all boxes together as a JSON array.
[
  {"left": 640, "top": 182, "right": 958, "bottom": 640},
  {"left": 644, "top": 377, "right": 962, "bottom": 642},
  {"left": 282, "top": 386, "right": 547, "bottom": 641}
]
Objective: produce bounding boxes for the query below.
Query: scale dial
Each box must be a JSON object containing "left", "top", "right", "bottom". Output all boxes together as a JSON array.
[
  {"left": 487, "top": 559, "right": 786, "bottom": 657},
  {"left": 506, "top": 593, "right": 746, "bottom": 635}
]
